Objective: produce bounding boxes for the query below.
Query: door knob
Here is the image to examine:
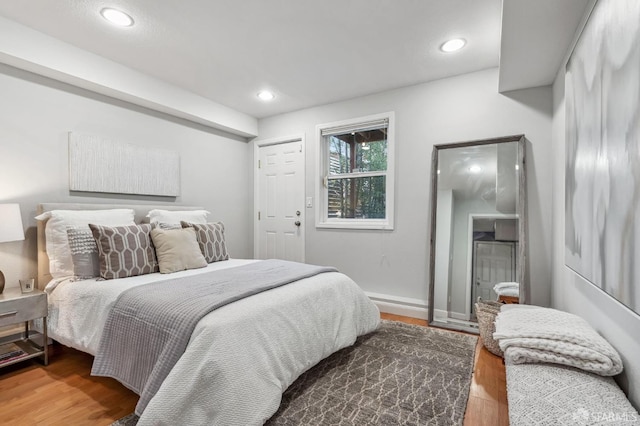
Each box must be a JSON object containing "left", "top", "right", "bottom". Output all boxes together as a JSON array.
[{"left": 294, "top": 221, "right": 301, "bottom": 227}]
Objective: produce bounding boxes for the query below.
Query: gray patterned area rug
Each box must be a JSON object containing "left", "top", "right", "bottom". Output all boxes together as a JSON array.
[{"left": 112, "top": 320, "right": 477, "bottom": 426}]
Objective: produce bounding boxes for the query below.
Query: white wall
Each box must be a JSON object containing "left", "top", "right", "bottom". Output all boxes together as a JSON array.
[
  {"left": 552, "top": 68, "right": 640, "bottom": 409},
  {"left": 0, "top": 64, "right": 254, "bottom": 289},
  {"left": 257, "top": 68, "right": 553, "bottom": 313}
]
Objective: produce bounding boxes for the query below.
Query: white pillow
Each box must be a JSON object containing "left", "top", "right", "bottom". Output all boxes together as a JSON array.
[
  {"left": 35, "top": 209, "right": 135, "bottom": 278},
  {"left": 147, "top": 209, "right": 210, "bottom": 225}
]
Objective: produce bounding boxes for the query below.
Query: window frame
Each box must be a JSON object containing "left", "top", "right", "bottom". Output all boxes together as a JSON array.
[{"left": 315, "top": 111, "right": 395, "bottom": 230}]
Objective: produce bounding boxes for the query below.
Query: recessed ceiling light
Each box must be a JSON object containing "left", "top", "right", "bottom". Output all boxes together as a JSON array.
[
  {"left": 257, "top": 90, "right": 275, "bottom": 101},
  {"left": 100, "top": 8, "right": 134, "bottom": 27},
  {"left": 469, "top": 165, "right": 482, "bottom": 173},
  {"left": 440, "top": 38, "right": 466, "bottom": 53}
]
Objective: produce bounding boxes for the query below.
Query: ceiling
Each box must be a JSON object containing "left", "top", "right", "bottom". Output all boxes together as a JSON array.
[{"left": 0, "top": 0, "right": 591, "bottom": 120}]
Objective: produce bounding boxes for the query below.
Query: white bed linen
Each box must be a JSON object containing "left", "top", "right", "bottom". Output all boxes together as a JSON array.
[
  {"left": 45, "top": 259, "right": 258, "bottom": 355},
  {"left": 46, "top": 259, "right": 380, "bottom": 425},
  {"left": 139, "top": 269, "right": 380, "bottom": 425}
]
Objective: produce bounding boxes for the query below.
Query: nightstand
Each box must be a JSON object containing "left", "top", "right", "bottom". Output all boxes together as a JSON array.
[{"left": 0, "top": 287, "right": 48, "bottom": 367}]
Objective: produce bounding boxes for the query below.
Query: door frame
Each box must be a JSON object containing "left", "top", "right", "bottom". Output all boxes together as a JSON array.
[
  {"left": 463, "top": 213, "right": 517, "bottom": 320},
  {"left": 253, "top": 134, "right": 306, "bottom": 261}
]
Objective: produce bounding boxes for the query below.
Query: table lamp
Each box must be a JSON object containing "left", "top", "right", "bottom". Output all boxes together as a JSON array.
[{"left": 0, "top": 204, "right": 25, "bottom": 294}]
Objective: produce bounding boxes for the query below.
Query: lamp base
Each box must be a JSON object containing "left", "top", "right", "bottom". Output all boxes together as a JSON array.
[{"left": 0, "top": 270, "right": 4, "bottom": 294}]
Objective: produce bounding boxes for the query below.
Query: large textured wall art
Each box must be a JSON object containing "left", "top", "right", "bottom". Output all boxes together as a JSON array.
[
  {"left": 565, "top": 0, "right": 640, "bottom": 314},
  {"left": 69, "top": 132, "right": 180, "bottom": 197}
]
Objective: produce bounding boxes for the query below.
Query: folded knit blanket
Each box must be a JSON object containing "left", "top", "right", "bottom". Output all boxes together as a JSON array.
[{"left": 494, "top": 307, "right": 623, "bottom": 376}]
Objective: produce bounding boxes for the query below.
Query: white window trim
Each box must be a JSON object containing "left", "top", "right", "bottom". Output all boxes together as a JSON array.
[{"left": 315, "top": 111, "right": 395, "bottom": 230}]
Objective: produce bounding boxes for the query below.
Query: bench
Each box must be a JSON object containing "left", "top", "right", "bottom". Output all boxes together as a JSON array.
[{"left": 492, "top": 305, "right": 639, "bottom": 425}]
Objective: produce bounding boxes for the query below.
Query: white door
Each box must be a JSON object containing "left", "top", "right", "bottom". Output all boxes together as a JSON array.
[
  {"left": 256, "top": 141, "right": 305, "bottom": 262},
  {"left": 471, "top": 241, "right": 515, "bottom": 317}
]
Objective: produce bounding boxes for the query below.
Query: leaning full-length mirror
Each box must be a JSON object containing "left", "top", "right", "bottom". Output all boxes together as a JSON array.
[{"left": 428, "top": 135, "right": 527, "bottom": 333}]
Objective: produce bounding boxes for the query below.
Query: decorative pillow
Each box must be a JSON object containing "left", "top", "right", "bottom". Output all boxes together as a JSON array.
[
  {"left": 147, "top": 209, "right": 210, "bottom": 225},
  {"left": 89, "top": 223, "right": 158, "bottom": 280},
  {"left": 34, "top": 209, "right": 135, "bottom": 278},
  {"left": 66, "top": 227, "right": 100, "bottom": 280},
  {"left": 150, "top": 228, "right": 207, "bottom": 274},
  {"left": 181, "top": 221, "right": 229, "bottom": 263}
]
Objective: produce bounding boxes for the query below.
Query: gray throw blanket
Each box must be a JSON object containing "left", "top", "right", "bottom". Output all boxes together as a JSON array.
[
  {"left": 91, "top": 259, "right": 337, "bottom": 415},
  {"left": 494, "top": 306, "right": 623, "bottom": 376}
]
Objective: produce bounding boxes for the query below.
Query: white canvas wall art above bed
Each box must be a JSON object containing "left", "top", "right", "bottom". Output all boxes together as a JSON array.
[
  {"left": 68, "top": 133, "right": 181, "bottom": 197},
  {"left": 36, "top": 203, "right": 380, "bottom": 425}
]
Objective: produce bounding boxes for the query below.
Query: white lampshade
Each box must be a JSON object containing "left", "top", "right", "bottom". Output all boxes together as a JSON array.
[{"left": 0, "top": 204, "right": 24, "bottom": 243}]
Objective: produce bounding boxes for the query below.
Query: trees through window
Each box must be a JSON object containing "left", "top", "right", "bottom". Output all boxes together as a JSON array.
[{"left": 317, "top": 112, "right": 394, "bottom": 230}]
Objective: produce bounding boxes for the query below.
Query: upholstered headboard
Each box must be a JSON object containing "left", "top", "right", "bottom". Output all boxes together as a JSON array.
[{"left": 36, "top": 203, "right": 204, "bottom": 289}]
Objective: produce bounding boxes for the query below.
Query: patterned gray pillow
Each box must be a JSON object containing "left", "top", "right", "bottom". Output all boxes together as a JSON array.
[
  {"left": 89, "top": 223, "right": 159, "bottom": 280},
  {"left": 66, "top": 226, "right": 100, "bottom": 280},
  {"left": 180, "top": 221, "right": 229, "bottom": 263}
]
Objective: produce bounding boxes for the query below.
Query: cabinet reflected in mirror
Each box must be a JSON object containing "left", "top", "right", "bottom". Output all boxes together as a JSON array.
[{"left": 428, "top": 135, "right": 527, "bottom": 333}]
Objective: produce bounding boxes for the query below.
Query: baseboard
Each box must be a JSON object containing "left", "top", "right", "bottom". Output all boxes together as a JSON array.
[
  {"left": 434, "top": 308, "right": 468, "bottom": 321},
  {"left": 449, "top": 311, "right": 469, "bottom": 321},
  {"left": 366, "top": 291, "right": 428, "bottom": 320},
  {"left": 434, "top": 308, "right": 448, "bottom": 319}
]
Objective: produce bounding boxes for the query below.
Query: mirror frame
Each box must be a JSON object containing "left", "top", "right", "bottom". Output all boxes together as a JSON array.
[{"left": 427, "top": 134, "right": 527, "bottom": 333}]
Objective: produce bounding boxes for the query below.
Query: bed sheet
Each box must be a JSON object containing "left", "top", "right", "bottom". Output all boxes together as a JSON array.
[
  {"left": 138, "top": 267, "right": 380, "bottom": 425},
  {"left": 45, "top": 259, "right": 258, "bottom": 355}
]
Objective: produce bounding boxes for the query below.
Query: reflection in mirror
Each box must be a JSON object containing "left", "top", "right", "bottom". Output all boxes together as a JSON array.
[{"left": 428, "top": 135, "right": 526, "bottom": 333}]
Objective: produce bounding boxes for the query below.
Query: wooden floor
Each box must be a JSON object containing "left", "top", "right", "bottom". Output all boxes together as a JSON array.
[{"left": 0, "top": 314, "right": 508, "bottom": 425}]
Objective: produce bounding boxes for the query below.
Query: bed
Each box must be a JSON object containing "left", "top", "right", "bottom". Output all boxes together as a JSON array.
[{"left": 36, "top": 203, "right": 380, "bottom": 425}]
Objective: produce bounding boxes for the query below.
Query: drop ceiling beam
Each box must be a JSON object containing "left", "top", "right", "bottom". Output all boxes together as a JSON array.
[
  {"left": 498, "top": 0, "right": 592, "bottom": 93},
  {"left": 0, "top": 16, "right": 258, "bottom": 138}
]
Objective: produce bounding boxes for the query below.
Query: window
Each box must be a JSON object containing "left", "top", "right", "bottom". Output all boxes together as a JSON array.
[{"left": 316, "top": 112, "right": 395, "bottom": 230}]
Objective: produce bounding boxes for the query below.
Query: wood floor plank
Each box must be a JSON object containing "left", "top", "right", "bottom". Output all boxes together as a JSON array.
[
  {"left": 0, "top": 313, "right": 507, "bottom": 425},
  {"left": 0, "top": 344, "right": 137, "bottom": 425}
]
